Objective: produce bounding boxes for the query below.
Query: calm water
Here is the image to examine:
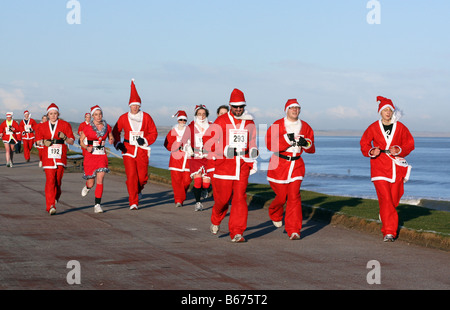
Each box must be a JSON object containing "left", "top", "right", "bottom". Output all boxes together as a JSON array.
[{"left": 77, "top": 135, "right": 450, "bottom": 210}]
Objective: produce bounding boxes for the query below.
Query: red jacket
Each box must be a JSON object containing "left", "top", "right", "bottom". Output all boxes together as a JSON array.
[
  {"left": 112, "top": 112, "right": 158, "bottom": 158},
  {"left": 35, "top": 120, "right": 75, "bottom": 169},
  {"left": 18, "top": 118, "right": 38, "bottom": 140},
  {"left": 164, "top": 126, "right": 189, "bottom": 172},
  {"left": 360, "top": 120, "right": 415, "bottom": 182},
  {"left": 265, "top": 118, "right": 315, "bottom": 183},
  {"left": 203, "top": 112, "right": 258, "bottom": 180},
  {"left": 0, "top": 120, "right": 20, "bottom": 143}
]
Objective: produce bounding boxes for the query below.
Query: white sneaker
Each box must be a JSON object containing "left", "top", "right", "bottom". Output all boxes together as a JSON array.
[
  {"left": 195, "top": 202, "right": 203, "bottom": 211},
  {"left": 49, "top": 207, "right": 56, "bottom": 215},
  {"left": 81, "top": 186, "right": 90, "bottom": 197},
  {"left": 383, "top": 234, "right": 395, "bottom": 242},
  {"left": 289, "top": 233, "right": 300, "bottom": 240},
  {"left": 231, "top": 234, "right": 245, "bottom": 243},
  {"left": 210, "top": 224, "right": 220, "bottom": 235},
  {"left": 130, "top": 204, "right": 138, "bottom": 210},
  {"left": 175, "top": 202, "right": 182, "bottom": 208},
  {"left": 94, "top": 204, "right": 103, "bottom": 213},
  {"left": 272, "top": 220, "right": 282, "bottom": 228},
  {"left": 9, "top": 162, "right": 13, "bottom": 168}
]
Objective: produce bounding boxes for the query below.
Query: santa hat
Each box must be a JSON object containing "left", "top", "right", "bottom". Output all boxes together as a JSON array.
[
  {"left": 6, "top": 112, "right": 13, "bottom": 118},
  {"left": 285, "top": 99, "right": 301, "bottom": 113},
  {"left": 229, "top": 88, "right": 246, "bottom": 106},
  {"left": 47, "top": 103, "right": 59, "bottom": 113},
  {"left": 377, "top": 96, "right": 395, "bottom": 114},
  {"left": 129, "top": 79, "right": 142, "bottom": 106},
  {"left": 90, "top": 105, "right": 102, "bottom": 115},
  {"left": 172, "top": 110, "right": 187, "bottom": 121},
  {"left": 85, "top": 112, "right": 90, "bottom": 117},
  {"left": 194, "top": 104, "right": 209, "bottom": 114},
  {"left": 24, "top": 110, "right": 29, "bottom": 115}
]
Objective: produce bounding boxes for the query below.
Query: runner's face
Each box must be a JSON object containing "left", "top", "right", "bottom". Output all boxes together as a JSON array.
[
  {"left": 380, "top": 108, "right": 393, "bottom": 122},
  {"left": 85, "top": 114, "right": 91, "bottom": 122},
  {"left": 230, "top": 105, "right": 245, "bottom": 117},
  {"left": 48, "top": 110, "right": 59, "bottom": 123},
  {"left": 286, "top": 106, "right": 300, "bottom": 121},
  {"left": 92, "top": 110, "right": 103, "bottom": 123},
  {"left": 196, "top": 109, "right": 206, "bottom": 120},
  {"left": 129, "top": 104, "right": 140, "bottom": 114},
  {"left": 218, "top": 108, "right": 228, "bottom": 116}
]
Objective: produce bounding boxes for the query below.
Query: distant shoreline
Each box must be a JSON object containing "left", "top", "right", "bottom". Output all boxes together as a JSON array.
[{"left": 1, "top": 119, "right": 448, "bottom": 138}]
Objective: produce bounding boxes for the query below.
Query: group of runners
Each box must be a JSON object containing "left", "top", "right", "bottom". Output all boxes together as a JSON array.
[{"left": 0, "top": 80, "right": 414, "bottom": 243}]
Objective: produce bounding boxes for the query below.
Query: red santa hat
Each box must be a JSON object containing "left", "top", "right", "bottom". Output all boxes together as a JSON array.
[
  {"left": 377, "top": 96, "right": 395, "bottom": 114},
  {"left": 24, "top": 110, "right": 29, "bottom": 115},
  {"left": 229, "top": 88, "right": 246, "bottom": 106},
  {"left": 129, "top": 79, "right": 142, "bottom": 106},
  {"left": 47, "top": 103, "right": 59, "bottom": 113},
  {"left": 90, "top": 105, "right": 102, "bottom": 115},
  {"left": 85, "top": 112, "right": 90, "bottom": 117},
  {"left": 172, "top": 110, "right": 187, "bottom": 121},
  {"left": 284, "top": 98, "right": 301, "bottom": 113},
  {"left": 6, "top": 112, "right": 13, "bottom": 118}
]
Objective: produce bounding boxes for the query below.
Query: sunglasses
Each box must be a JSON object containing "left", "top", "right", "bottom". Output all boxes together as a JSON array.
[{"left": 178, "top": 119, "right": 187, "bottom": 122}]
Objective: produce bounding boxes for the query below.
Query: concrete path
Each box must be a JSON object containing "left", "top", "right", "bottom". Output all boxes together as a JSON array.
[{"left": 0, "top": 150, "right": 448, "bottom": 291}]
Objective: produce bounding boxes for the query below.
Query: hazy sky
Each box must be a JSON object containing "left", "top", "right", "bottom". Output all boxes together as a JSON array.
[{"left": 1, "top": 0, "right": 449, "bottom": 133}]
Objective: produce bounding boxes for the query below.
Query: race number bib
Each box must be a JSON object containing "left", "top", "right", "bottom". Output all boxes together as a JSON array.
[
  {"left": 25, "top": 125, "right": 32, "bottom": 133},
  {"left": 229, "top": 129, "right": 248, "bottom": 149},
  {"left": 129, "top": 131, "right": 144, "bottom": 146},
  {"left": 92, "top": 141, "right": 106, "bottom": 155},
  {"left": 48, "top": 144, "right": 62, "bottom": 159},
  {"left": 194, "top": 133, "right": 203, "bottom": 149}
]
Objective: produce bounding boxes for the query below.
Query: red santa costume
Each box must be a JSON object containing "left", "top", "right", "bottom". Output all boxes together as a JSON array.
[
  {"left": 0, "top": 112, "right": 20, "bottom": 167},
  {"left": 265, "top": 99, "right": 315, "bottom": 240},
  {"left": 112, "top": 79, "right": 158, "bottom": 210},
  {"left": 35, "top": 115, "right": 48, "bottom": 167},
  {"left": 35, "top": 103, "right": 75, "bottom": 215},
  {"left": 78, "top": 113, "right": 91, "bottom": 157},
  {"left": 203, "top": 88, "right": 259, "bottom": 242},
  {"left": 164, "top": 110, "right": 191, "bottom": 207},
  {"left": 360, "top": 96, "right": 415, "bottom": 241},
  {"left": 82, "top": 106, "right": 112, "bottom": 180},
  {"left": 180, "top": 105, "right": 213, "bottom": 211},
  {"left": 18, "top": 110, "right": 38, "bottom": 162}
]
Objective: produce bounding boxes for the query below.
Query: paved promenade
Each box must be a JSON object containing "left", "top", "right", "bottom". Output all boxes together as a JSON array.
[{"left": 0, "top": 150, "right": 448, "bottom": 292}]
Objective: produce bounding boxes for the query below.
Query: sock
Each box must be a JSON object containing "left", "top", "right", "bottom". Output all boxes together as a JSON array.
[
  {"left": 194, "top": 177, "right": 202, "bottom": 189},
  {"left": 95, "top": 184, "right": 103, "bottom": 200},
  {"left": 193, "top": 187, "right": 201, "bottom": 203}
]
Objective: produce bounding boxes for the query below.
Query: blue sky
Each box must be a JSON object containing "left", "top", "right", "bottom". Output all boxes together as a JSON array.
[{"left": 1, "top": 0, "right": 449, "bottom": 133}]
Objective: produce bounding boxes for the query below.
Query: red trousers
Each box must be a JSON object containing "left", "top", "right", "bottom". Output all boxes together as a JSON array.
[
  {"left": 22, "top": 139, "right": 34, "bottom": 161},
  {"left": 44, "top": 166, "right": 64, "bottom": 212},
  {"left": 269, "top": 180, "right": 303, "bottom": 236},
  {"left": 211, "top": 166, "right": 250, "bottom": 239},
  {"left": 123, "top": 150, "right": 149, "bottom": 206},
  {"left": 373, "top": 179, "right": 404, "bottom": 237},
  {"left": 170, "top": 170, "right": 191, "bottom": 205}
]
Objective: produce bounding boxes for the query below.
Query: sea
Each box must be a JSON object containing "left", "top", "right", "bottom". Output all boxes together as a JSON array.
[{"left": 72, "top": 135, "right": 450, "bottom": 211}]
